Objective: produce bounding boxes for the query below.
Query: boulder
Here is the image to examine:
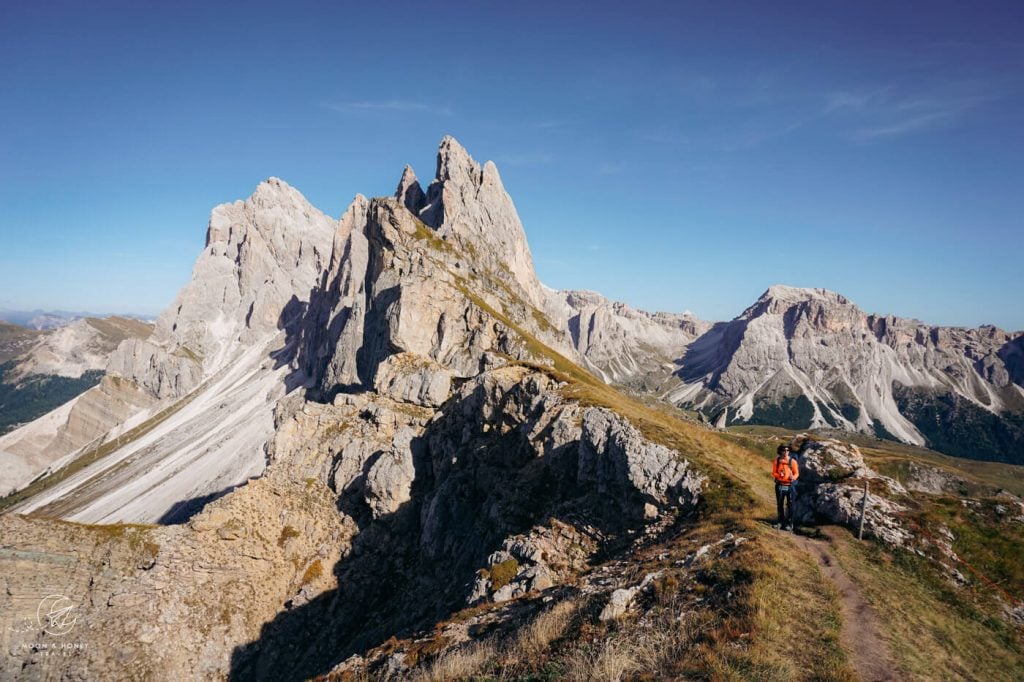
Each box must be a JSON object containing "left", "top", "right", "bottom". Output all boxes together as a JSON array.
[{"left": 373, "top": 352, "right": 453, "bottom": 407}]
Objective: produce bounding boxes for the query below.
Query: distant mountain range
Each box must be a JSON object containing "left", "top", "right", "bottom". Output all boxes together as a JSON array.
[
  {"left": 0, "top": 309, "right": 155, "bottom": 330},
  {"left": 0, "top": 316, "right": 152, "bottom": 456},
  {"left": 558, "top": 285, "right": 1024, "bottom": 463}
]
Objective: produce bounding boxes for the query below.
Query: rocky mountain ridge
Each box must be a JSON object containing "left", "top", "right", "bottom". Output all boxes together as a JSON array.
[
  {"left": 0, "top": 136, "right": 1022, "bottom": 680},
  {"left": 1, "top": 136, "right": 714, "bottom": 680},
  {"left": 567, "top": 284, "right": 1024, "bottom": 462}
]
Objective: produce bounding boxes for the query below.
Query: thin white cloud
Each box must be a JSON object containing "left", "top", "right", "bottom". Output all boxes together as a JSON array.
[
  {"left": 826, "top": 84, "right": 992, "bottom": 141},
  {"left": 824, "top": 86, "right": 893, "bottom": 112},
  {"left": 322, "top": 100, "right": 453, "bottom": 116},
  {"left": 852, "top": 111, "right": 958, "bottom": 140}
]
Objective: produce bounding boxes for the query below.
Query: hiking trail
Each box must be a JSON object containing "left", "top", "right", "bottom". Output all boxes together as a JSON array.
[
  {"left": 790, "top": 529, "right": 900, "bottom": 681},
  {"left": 705, "top": 443, "right": 901, "bottom": 680}
]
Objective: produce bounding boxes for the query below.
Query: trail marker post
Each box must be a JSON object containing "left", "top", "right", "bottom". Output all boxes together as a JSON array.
[{"left": 858, "top": 479, "right": 869, "bottom": 541}]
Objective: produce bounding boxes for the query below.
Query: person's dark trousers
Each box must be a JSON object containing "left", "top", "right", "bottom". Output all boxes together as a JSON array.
[{"left": 775, "top": 482, "right": 796, "bottom": 526}]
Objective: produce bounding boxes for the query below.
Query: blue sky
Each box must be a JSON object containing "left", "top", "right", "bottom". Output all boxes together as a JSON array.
[{"left": 1, "top": 0, "right": 1022, "bottom": 329}]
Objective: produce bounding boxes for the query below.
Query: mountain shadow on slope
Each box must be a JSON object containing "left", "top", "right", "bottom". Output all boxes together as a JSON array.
[
  {"left": 893, "top": 383, "right": 1024, "bottom": 464},
  {"left": 227, "top": 379, "right": 660, "bottom": 681}
]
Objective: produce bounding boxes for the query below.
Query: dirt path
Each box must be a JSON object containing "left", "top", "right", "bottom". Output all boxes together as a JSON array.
[
  {"left": 708, "top": 433, "right": 901, "bottom": 679},
  {"left": 790, "top": 529, "right": 900, "bottom": 681}
]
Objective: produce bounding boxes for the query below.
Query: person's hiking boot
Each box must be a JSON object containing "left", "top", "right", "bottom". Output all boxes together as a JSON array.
[
  {"left": 786, "top": 524, "right": 794, "bottom": 532},
  {"left": 772, "top": 522, "right": 782, "bottom": 529}
]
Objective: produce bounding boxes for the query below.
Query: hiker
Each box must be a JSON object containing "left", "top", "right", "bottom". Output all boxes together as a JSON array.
[{"left": 772, "top": 444, "right": 799, "bottom": 531}]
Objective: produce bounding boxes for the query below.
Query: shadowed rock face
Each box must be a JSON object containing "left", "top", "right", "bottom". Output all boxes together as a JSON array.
[
  {"left": 0, "top": 137, "right": 706, "bottom": 680},
  {"left": 228, "top": 365, "right": 704, "bottom": 680}
]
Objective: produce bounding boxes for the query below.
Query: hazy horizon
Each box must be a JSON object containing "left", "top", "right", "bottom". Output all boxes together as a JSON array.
[{"left": 2, "top": 1, "right": 1022, "bottom": 329}]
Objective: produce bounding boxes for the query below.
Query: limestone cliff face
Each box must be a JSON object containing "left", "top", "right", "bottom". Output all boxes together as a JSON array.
[
  {"left": 418, "top": 136, "right": 547, "bottom": 310},
  {"left": 109, "top": 177, "right": 337, "bottom": 399},
  {"left": 2, "top": 179, "right": 337, "bottom": 516},
  {"left": 662, "top": 285, "right": 1024, "bottom": 460},
  {"left": 303, "top": 137, "right": 575, "bottom": 400},
  {"left": 0, "top": 137, "right": 708, "bottom": 680},
  {"left": 547, "top": 288, "right": 709, "bottom": 388}
]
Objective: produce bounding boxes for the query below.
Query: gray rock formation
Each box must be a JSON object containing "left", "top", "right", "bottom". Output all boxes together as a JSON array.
[
  {"left": 578, "top": 407, "right": 704, "bottom": 518},
  {"left": 660, "top": 285, "right": 1024, "bottom": 461},
  {"left": 305, "top": 137, "right": 575, "bottom": 401},
  {"left": 2, "top": 178, "right": 336, "bottom": 518},
  {"left": 546, "top": 289, "right": 709, "bottom": 388},
  {"left": 373, "top": 352, "right": 453, "bottom": 407},
  {"left": 116, "top": 176, "right": 336, "bottom": 397},
  {"left": 792, "top": 437, "right": 911, "bottom": 546},
  {"left": 538, "top": 282, "right": 1023, "bottom": 461}
]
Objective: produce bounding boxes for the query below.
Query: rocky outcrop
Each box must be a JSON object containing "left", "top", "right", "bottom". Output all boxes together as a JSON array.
[
  {"left": 792, "top": 437, "right": 911, "bottom": 546},
  {"left": 373, "top": 352, "right": 453, "bottom": 407},
  {"left": 904, "top": 462, "right": 968, "bottom": 495},
  {"left": 578, "top": 408, "right": 704, "bottom": 519},
  {"left": 226, "top": 363, "right": 705, "bottom": 680},
  {"left": 105, "top": 338, "right": 203, "bottom": 400},
  {"left": 0, "top": 468, "right": 347, "bottom": 680}
]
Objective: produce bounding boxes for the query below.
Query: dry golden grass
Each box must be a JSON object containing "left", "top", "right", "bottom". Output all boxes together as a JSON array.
[
  {"left": 411, "top": 642, "right": 494, "bottom": 682},
  {"left": 301, "top": 559, "right": 324, "bottom": 586},
  {"left": 512, "top": 598, "right": 578, "bottom": 661},
  {"left": 745, "top": 530, "right": 857, "bottom": 681}
]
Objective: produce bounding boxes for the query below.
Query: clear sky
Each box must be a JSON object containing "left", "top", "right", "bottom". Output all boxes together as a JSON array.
[{"left": 1, "top": 0, "right": 1022, "bottom": 329}]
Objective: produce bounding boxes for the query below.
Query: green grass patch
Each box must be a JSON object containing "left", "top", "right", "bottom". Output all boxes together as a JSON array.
[{"left": 488, "top": 558, "right": 520, "bottom": 591}]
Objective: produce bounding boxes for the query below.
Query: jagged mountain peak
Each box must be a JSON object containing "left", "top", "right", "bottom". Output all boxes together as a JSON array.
[
  {"left": 247, "top": 176, "right": 313, "bottom": 209},
  {"left": 425, "top": 137, "right": 543, "bottom": 306},
  {"left": 395, "top": 165, "right": 425, "bottom": 214},
  {"left": 748, "top": 284, "right": 853, "bottom": 314},
  {"left": 434, "top": 135, "right": 475, "bottom": 179}
]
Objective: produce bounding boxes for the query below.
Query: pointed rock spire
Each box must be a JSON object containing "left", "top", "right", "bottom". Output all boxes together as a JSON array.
[
  {"left": 418, "top": 135, "right": 545, "bottom": 307},
  {"left": 395, "top": 165, "right": 426, "bottom": 215}
]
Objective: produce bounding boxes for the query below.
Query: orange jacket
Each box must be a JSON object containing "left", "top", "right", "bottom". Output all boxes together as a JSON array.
[{"left": 773, "top": 455, "right": 799, "bottom": 484}]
